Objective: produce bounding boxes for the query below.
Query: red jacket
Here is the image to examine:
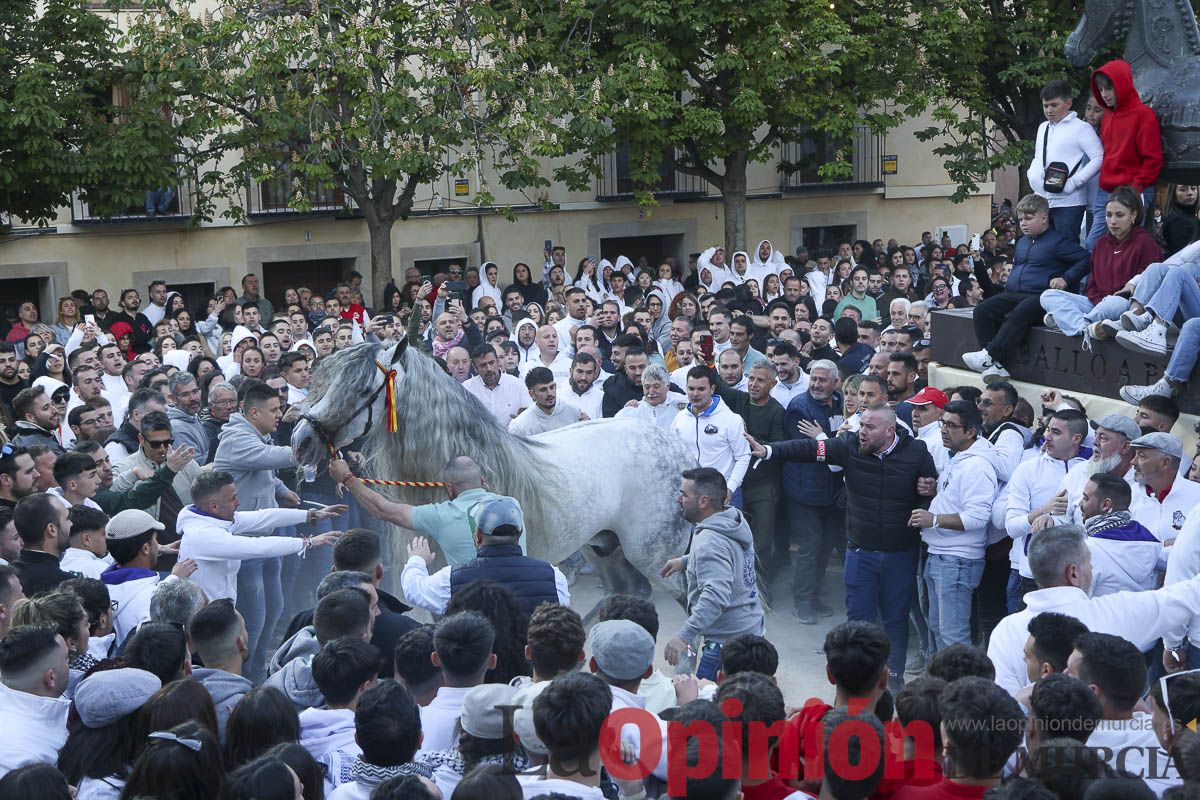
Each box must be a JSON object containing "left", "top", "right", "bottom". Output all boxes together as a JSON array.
[
  {"left": 1092, "top": 60, "right": 1162, "bottom": 191},
  {"left": 1086, "top": 225, "right": 1163, "bottom": 303}
]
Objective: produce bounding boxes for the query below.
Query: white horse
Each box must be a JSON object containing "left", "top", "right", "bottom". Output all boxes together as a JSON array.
[{"left": 290, "top": 337, "right": 695, "bottom": 607}]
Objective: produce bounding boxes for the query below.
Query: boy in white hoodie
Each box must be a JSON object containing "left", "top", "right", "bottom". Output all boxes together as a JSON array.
[
  {"left": 100, "top": 509, "right": 196, "bottom": 647},
  {"left": 1027, "top": 79, "right": 1103, "bottom": 243},
  {"left": 303, "top": 637, "right": 382, "bottom": 795}
]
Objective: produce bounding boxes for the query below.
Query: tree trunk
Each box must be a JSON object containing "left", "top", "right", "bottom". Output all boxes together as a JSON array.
[
  {"left": 721, "top": 150, "right": 749, "bottom": 251},
  {"left": 367, "top": 214, "right": 395, "bottom": 306}
]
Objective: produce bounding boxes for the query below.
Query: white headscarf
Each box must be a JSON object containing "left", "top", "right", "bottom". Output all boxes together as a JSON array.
[
  {"left": 696, "top": 246, "right": 738, "bottom": 291},
  {"left": 472, "top": 262, "right": 503, "bottom": 310}
]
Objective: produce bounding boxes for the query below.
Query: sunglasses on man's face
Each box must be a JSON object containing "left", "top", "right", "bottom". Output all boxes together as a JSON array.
[{"left": 145, "top": 439, "right": 174, "bottom": 449}]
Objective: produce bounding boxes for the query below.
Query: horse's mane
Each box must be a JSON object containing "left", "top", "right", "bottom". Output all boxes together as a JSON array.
[{"left": 309, "top": 342, "right": 565, "bottom": 549}]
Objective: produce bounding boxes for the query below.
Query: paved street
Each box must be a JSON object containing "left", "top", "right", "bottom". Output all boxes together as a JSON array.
[{"left": 571, "top": 563, "right": 855, "bottom": 707}]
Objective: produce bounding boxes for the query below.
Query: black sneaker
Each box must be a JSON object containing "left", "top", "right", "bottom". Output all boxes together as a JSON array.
[{"left": 796, "top": 605, "right": 818, "bottom": 625}]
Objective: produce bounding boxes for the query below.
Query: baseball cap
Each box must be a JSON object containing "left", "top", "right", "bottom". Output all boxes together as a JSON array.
[
  {"left": 74, "top": 668, "right": 161, "bottom": 728},
  {"left": 1091, "top": 414, "right": 1140, "bottom": 442},
  {"left": 106, "top": 509, "right": 165, "bottom": 540},
  {"left": 511, "top": 681, "right": 550, "bottom": 756},
  {"left": 1130, "top": 432, "right": 1184, "bottom": 460},
  {"left": 908, "top": 387, "right": 948, "bottom": 409},
  {"left": 460, "top": 683, "right": 519, "bottom": 739},
  {"left": 590, "top": 619, "right": 655, "bottom": 681},
  {"left": 477, "top": 496, "right": 525, "bottom": 536}
]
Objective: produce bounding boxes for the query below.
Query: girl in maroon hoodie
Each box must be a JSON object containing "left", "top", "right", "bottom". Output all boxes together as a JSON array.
[
  {"left": 1042, "top": 186, "right": 1162, "bottom": 339},
  {"left": 1084, "top": 60, "right": 1163, "bottom": 251}
]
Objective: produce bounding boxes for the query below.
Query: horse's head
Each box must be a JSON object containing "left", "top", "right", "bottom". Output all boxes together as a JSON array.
[
  {"left": 291, "top": 336, "right": 409, "bottom": 466},
  {"left": 1066, "top": 0, "right": 1131, "bottom": 67}
]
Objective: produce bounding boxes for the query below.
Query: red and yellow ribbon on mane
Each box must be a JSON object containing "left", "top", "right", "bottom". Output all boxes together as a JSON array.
[{"left": 382, "top": 367, "right": 399, "bottom": 433}]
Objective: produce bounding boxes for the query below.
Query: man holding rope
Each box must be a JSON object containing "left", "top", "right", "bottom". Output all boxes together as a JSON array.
[{"left": 329, "top": 455, "right": 522, "bottom": 566}]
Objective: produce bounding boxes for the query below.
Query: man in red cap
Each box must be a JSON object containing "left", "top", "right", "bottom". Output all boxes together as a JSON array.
[{"left": 909, "top": 387, "right": 950, "bottom": 475}]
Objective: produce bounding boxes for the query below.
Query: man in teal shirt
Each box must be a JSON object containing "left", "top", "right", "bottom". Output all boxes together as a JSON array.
[{"left": 329, "top": 455, "right": 522, "bottom": 565}]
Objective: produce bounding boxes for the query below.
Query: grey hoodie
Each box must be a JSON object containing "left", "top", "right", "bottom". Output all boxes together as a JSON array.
[
  {"left": 167, "top": 406, "right": 208, "bottom": 464},
  {"left": 264, "top": 654, "right": 324, "bottom": 712},
  {"left": 192, "top": 667, "right": 252, "bottom": 742},
  {"left": 268, "top": 626, "right": 319, "bottom": 677},
  {"left": 213, "top": 412, "right": 295, "bottom": 520},
  {"left": 679, "top": 508, "right": 765, "bottom": 645}
]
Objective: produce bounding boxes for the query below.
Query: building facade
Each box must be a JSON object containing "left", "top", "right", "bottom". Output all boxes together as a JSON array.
[{"left": 0, "top": 110, "right": 992, "bottom": 313}]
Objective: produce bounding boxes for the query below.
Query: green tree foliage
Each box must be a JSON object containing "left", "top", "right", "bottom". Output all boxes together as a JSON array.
[
  {"left": 514, "top": 0, "right": 938, "bottom": 250},
  {"left": 915, "top": 0, "right": 1200, "bottom": 200},
  {"left": 124, "top": 0, "right": 564, "bottom": 289},
  {"left": 0, "top": 0, "right": 176, "bottom": 225}
]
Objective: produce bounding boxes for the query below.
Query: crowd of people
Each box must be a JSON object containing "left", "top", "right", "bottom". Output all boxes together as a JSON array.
[{"left": 2, "top": 57, "right": 1200, "bottom": 800}]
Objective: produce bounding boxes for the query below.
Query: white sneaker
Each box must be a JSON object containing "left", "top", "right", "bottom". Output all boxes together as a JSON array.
[
  {"left": 982, "top": 362, "right": 1011, "bottom": 383},
  {"left": 1120, "top": 310, "right": 1152, "bottom": 332},
  {"left": 1116, "top": 321, "right": 1169, "bottom": 356},
  {"left": 962, "top": 349, "right": 993, "bottom": 372},
  {"left": 1119, "top": 377, "right": 1172, "bottom": 404},
  {"left": 1043, "top": 313, "right": 1058, "bottom": 330}
]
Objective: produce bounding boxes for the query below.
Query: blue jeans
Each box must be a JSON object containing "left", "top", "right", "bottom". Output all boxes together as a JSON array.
[
  {"left": 1165, "top": 319, "right": 1200, "bottom": 383},
  {"left": 238, "top": 556, "right": 284, "bottom": 682},
  {"left": 1087, "top": 187, "right": 1156, "bottom": 251},
  {"left": 145, "top": 187, "right": 175, "bottom": 213},
  {"left": 910, "top": 545, "right": 932, "bottom": 660},
  {"left": 1049, "top": 205, "right": 1087, "bottom": 245},
  {"left": 696, "top": 641, "right": 722, "bottom": 681},
  {"left": 923, "top": 553, "right": 984, "bottom": 651},
  {"left": 1139, "top": 262, "right": 1200, "bottom": 323},
  {"left": 1006, "top": 568, "right": 1024, "bottom": 615},
  {"left": 729, "top": 487, "right": 743, "bottom": 511},
  {"left": 845, "top": 546, "right": 919, "bottom": 681},
  {"left": 1039, "top": 290, "right": 1130, "bottom": 336},
  {"left": 294, "top": 490, "right": 339, "bottom": 613}
]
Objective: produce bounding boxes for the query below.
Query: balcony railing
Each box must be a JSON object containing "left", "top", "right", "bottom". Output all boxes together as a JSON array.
[
  {"left": 70, "top": 175, "right": 196, "bottom": 224},
  {"left": 247, "top": 176, "right": 357, "bottom": 216},
  {"left": 779, "top": 126, "right": 884, "bottom": 192},
  {"left": 595, "top": 148, "right": 711, "bottom": 201}
]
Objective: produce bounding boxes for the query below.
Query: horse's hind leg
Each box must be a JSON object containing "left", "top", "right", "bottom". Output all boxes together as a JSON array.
[{"left": 575, "top": 531, "right": 653, "bottom": 625}]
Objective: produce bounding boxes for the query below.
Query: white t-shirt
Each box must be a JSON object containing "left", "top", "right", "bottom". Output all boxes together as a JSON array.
[
  {"left": 557, "top": 379, "right": 604, "bottom": 421},
  {"left": 463, "top": 373, "right": 526, "bottom": 425},
  {"left": 518, "top": 777, "right": 606, "bottom": 800},
  {"left": 508, "top": 400, "right": 581, "bottom": 436}
]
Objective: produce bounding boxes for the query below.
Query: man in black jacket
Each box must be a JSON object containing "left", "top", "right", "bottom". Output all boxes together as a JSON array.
[
  {"left": 11, "top": 492, "right": 75, "bottom": 597},
  {"left": 748, "top": 405, "right": 937, "bottom": 689},
  {"left": 601, "top": 345, "right": 650, "bottom": 417}
]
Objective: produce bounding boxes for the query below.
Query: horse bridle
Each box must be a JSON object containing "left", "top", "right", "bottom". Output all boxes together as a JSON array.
[{"left": 300, "top": 348, "right": 403, "bottom": 456}]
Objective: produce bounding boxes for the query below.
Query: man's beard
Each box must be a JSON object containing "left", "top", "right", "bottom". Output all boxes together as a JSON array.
[
  {"left": 1090, "top": 452, "right": 1123, "bottom": 474},
  {"left": 570, "top": 379, "right": 591, "bottom": 395}
]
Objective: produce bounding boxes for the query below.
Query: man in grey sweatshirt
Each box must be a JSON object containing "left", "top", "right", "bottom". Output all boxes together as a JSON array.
[
  {"left": 213, "top": 381, "right": 303, "bottom": 681},
  {"left": 661, "top": 467, "right": 765, "bottom": 681},
  {"left": 189, "top": 598, "right": 252, "bottom": 742}
]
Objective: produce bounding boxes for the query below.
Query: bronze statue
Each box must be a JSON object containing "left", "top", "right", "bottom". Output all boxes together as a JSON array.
[{"left": 1067, "top": 0, "right": 1200, "bottom": 183}]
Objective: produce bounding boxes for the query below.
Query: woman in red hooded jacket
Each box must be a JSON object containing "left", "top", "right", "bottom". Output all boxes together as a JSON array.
[
  {"left": 108, "top": 321, "right": 137, "bottom": 362},
  {"left": 1084, "top": 59, "right": 1163, "bottom": 251},
  {"left": 1042, "top": 186, "right": 1162, "bottom": 340}
]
